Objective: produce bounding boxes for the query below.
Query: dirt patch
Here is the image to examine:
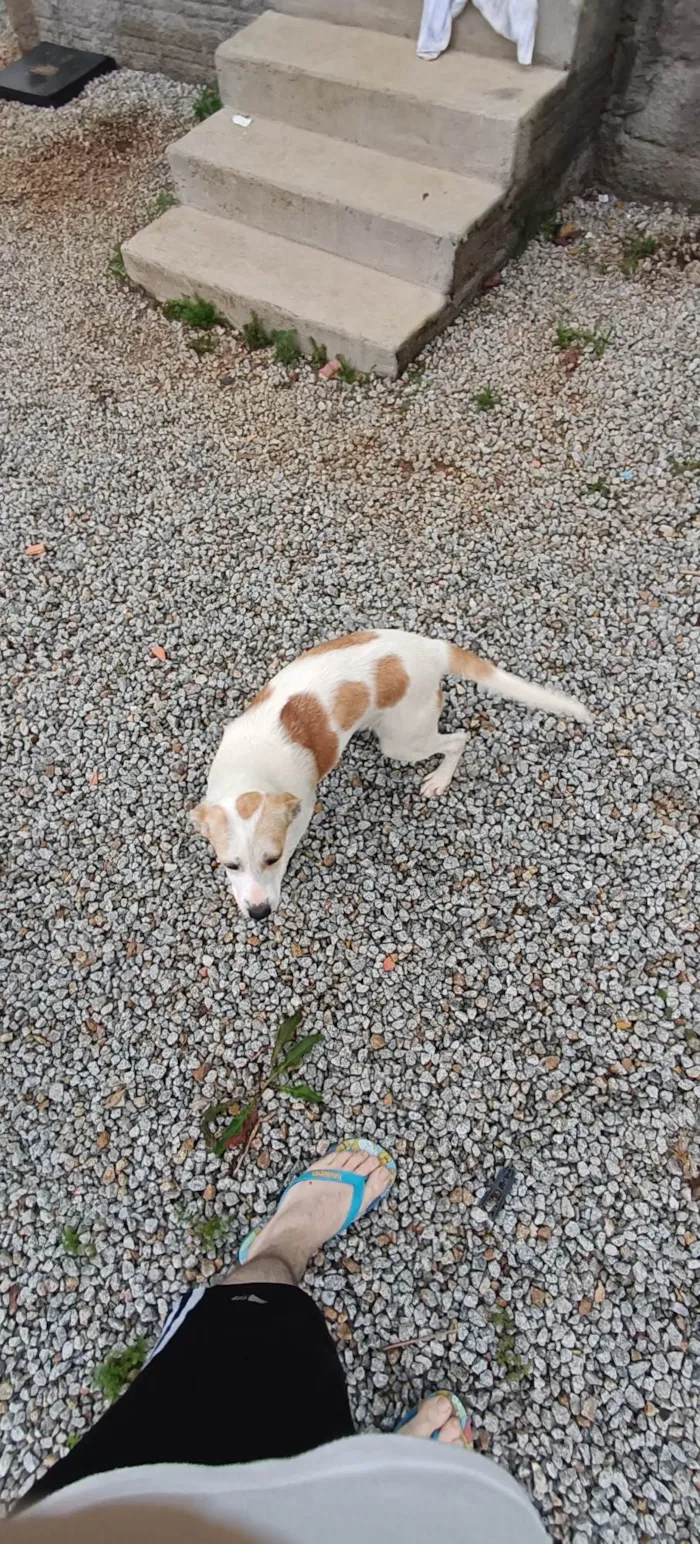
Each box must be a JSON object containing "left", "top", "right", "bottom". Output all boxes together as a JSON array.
[{"left": 0, "top": 108, "right": 174, "bottom": 217}]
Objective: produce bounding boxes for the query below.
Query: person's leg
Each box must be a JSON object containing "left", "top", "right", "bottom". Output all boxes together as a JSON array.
[{"left": 20, "top": 1148, "right": 390, "bottom": 1508}]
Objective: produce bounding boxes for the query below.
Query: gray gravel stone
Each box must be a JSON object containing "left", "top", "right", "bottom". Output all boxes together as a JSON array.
[{"left": 0, "top": 24, "right": 699, "bottom": 1544}]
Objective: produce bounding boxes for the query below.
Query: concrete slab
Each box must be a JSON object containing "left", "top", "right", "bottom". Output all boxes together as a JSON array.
[
  {"left": 122, "top": 204, "right": 446, "bottom": 376},
  {"left": 169, "top": 108, "right": 502, "bottom": 290}
]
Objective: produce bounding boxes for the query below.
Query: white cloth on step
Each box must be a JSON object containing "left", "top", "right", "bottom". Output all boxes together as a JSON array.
[{"left": 417, "top": 0, "right": 538, "bottom": 67}]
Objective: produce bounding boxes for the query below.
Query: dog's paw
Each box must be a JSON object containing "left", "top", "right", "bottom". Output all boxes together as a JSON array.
[{"left": 421, "top": 768, "right": 452, "bottom": 798}]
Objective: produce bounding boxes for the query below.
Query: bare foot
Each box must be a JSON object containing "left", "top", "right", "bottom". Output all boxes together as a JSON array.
[
  {"left": 243, "top": 1147, "right": 392, "bottom": 1277},
  {"left": 399, "top": 1395, "right": 466, "bottom": 1445}
]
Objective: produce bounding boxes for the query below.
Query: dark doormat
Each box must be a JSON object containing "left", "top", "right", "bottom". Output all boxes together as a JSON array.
[{"left": 0, "top": 42, "right": 116, "bottom": 107}]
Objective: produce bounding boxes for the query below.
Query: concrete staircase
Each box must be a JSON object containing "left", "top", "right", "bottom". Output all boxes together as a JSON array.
[{"left": 124, "top": 8, "right": 567, "bottom": 375}]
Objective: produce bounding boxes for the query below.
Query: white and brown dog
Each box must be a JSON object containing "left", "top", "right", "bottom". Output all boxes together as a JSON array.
[{"left": 191, "top": 629, "right": 591, "bottom": 921}]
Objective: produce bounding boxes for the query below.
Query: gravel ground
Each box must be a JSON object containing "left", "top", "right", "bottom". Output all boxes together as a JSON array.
[{"left": 1, "top": 42, "right": 699, "bottom": 1543}]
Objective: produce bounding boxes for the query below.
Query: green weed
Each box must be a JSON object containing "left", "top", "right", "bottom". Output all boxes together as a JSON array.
[
  {"left": 555, "top": 322, "right": 611, "bottom": 358},
  {"left": 201, "top": 1009, "right": 324, "bottom": 1159},
  {"left": 163, "top": 296, "right": 227, "bottom": 329},
  {"left": 185, "top": 1212, "right": 231, "bottom": 1251},
  {"left": 272, "top": 328, "right": 300, "bottom": 366},
  {"left": 670, "top": 457, "right": 700, "bottom": 476},
  {"left": 95, "top": 1338, "right": 147, "bottom": 1403},
  {"left": 473, "top": 385, "right": 497, "bottom": 411},
  {"left": 586, "top": 477, "right": 610, "bottom": 497},
  {"left": 337, "top": 354, "right": 367, "bottom": 385},
  {"left": 188, "top": 333, "right": 217, "bottom": 356},
  {"left": 193, "top": 85, "right": 222, "bottom": 122},
  {"left": 621, "top": 234, "right": 657, "bottom": 275},
  {"left": 310, "top": 337, "right": 328, "bottom": 370},
  {"left": 108, "top": 244, "right": 127, "bottom": 282},
  {"left": 242, "top": 311, "right": 272, "bottom": 350},
  {"left": 492, "top": 1307, "right": 529, "bottom": 1383},
  {"left": 65, "top": 1434, "right": 81, "bottom": 1451},
  {"left": 61, "top": 1225, "right": 96, "bottom": 1260},
  {"left": 154, "top": 190, "right": 176, "bottom": 215}
]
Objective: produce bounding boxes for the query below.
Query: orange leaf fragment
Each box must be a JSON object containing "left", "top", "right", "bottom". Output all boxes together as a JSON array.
[
  {"left": 26, "top": 542, "right": 46, "bottom": 556},
  {"left": 151, "top": 645, "right": 167, "bottom": 661},
  {"left": 382, "top": 955, "right": 397, "bottom": 972}
]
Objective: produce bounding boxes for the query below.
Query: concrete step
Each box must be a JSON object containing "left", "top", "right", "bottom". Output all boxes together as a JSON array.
[
  {"left": 216, "top": 11, "right": 565, "bottom": 180},
  {"left": 168, "top": 107, "right": 502, "bottom": 292},
  {"left": 269, "top": 0, "right": 517, "bottom": 61},
  {"left": 267, "top": 1, "right": 578, "bottom": 71},
  {"left": 122, "top": 204, "right": 446, "bottom": 376}
]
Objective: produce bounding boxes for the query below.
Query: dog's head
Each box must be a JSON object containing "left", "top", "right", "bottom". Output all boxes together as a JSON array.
[{"left": 190, "top": 792, "right": 301, "bottom": 920}]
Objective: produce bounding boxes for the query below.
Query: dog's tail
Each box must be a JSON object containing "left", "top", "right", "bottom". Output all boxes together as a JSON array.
[{"left": 446, "top": 643, "right": 592, "bottom": 724}]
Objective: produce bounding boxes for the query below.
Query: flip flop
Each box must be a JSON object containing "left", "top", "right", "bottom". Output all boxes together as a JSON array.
[
  {"left": 396, "top": 1390, "right": 474, "bottom": 1449},
  {"left": 238, "top": 1136, "right": 397, "bottom": 1264}
]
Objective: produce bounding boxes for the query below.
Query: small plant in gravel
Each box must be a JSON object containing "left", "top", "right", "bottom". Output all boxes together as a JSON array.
[
  {"left": 60, "top": 1224, "right": 96, "bottom": 1260},
  {"left": 473, "top": 384, "right": 497, "bottom": 411},
  {"left": 670, "top": 456, "right": 700, "bottom": 476},
  {"left": 185, "top": 1212, "right": 232, "bottom": 1251},
  {"left": 193, "top": 85, "right": 222, "bottom": 122},
  {"left": 555, "top": 322, "right": 611, "bottom": 358},
  {"left": 243, "top": 311, "right": 272, "bottom": 350},
  {"left": 154, "top": 190, "right": 176, "bottom": 215},
  {"left": 108, "top": 243, "right": 127, "bottom": 282},
  {"left": 491, "top": 1307, "right": 529, "bottom": 1383},
  {"left": 188, "top": 333, "right": 217, "bottom": 356},
  {"left": 163, "top": 296, "right": 227, "bottom": 329},
  {"left": 272, "top": 328, "right": 301, "bottom": 367},
  {"left": 95, "top": 1338, "right": 148, "bottom": 1403},
  {"left": 621, "top": 233, "right": 657, "bottom": 275},
  {"left": 336, "top": 354, "right": 367, "bottom": 386},
  {"left": 65, "top": 1433, "right": 81, "bottom": 1450},
  {"left": 309, "top": 337, "right": 328, "bottom": 370},
  {"left": 586, "top": 476, "right": 610, "bottom": 497},
  {"left": 201, "top": 1009, "right": 323, "bottom": 1159}
]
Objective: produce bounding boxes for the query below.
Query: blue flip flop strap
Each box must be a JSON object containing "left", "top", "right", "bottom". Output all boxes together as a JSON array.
[{"left": 280, "top": 1167, "right": 367, "bottom": 1234}]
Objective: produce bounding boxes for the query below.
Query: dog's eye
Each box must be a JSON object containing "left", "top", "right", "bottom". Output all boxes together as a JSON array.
[
  {"left": 225, "top": 861, "right": 240, "bottom": 872},
  {"left": 264, "top": 855, "right": 281, "bottom": 867}
]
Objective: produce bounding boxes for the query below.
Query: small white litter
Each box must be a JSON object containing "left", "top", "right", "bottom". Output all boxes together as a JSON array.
[
  {"left": 232, "top": 113, "right": 252, "bottom": 127},
  {"left": 417, "top": 0, "right": 538, "bottom": 67}
]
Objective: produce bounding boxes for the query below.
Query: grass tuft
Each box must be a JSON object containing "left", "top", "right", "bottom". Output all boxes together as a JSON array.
[
  {"left": 473, "top": 384, "right": 497, "bottom": 411},
  {"left": 108, "top": 244, "right": 127, "bottom": 282},
  {"left": 272, "top": 328, "right": 300, "bottom": 367},
  {"left": 163, "top": 296, "right": 227, "bottom": 329},
  {"left": 60, "top": 1224, "right": 96, "bottom": 1260},
  {"left": 193, "top": 85, "right": 222, "bottom": 122},
  {"left": 95, "top": 1338, "right": 148, "bottom": 1403},
  {"left": 555, "top": 322, "right": 611, "bottom": 358},
  {"left": 154, "top": 190, "right": 176, "bottom": 216},
  {"left": 309, "top": 337, "right": 328, "bottom": 370},
  {"left": 242, "top": 311, "right": 272, "bottom": 350},
  {"left": 621, "top": 233, "right": 657, "bottom": 275}
]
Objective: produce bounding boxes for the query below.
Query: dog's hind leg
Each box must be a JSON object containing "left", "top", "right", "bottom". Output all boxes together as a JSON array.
[
  {"left": 378, "top": 694, "right": 467, "bottom": 798},
  {"left": 417, "top": 729, "right": 467, "bottom": 798}
]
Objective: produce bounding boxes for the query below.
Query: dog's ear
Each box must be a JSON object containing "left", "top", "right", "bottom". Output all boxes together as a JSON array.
[
  {"left": 189, "top": 803, "right": 229, "bottom": 845},
  {"left": 267, "top": 792, "right": 301, "bottom": 825}
]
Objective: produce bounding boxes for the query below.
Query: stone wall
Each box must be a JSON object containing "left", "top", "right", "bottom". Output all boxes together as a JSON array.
[
  {"left": 19, "top": 0, "right": 263, "bottom": 80},
  {"left": 600, "top": 0, "right": 700, "bottom": 206}
]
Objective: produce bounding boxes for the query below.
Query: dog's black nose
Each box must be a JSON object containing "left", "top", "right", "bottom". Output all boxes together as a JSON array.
[{"left": 248, "top": 902, "right": 271, "bottom": 922}]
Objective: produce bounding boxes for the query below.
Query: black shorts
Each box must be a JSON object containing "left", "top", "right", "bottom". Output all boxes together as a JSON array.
[{"left": 23, "top": 1284, "right": 354, "bottom": 1509}]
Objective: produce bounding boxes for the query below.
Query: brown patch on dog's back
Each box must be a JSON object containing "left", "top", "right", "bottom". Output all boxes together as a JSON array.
[
  {"left": 333, "top": 681, "right": 370, "bottom": 731},
  {"left": 303, "top": 631, "right": 378, "bottom": 658},
  {"left": 375, "top": 655, "right": 409, "bottom": 709},
  {"left": 448, "top": 645, "right": 494, "bottom": 682},
  {"left": 280, "top": 693, "right": 339, "bottom": 780},
  {"left": 236, "top": 791, "right": 263, "bottom": 820},
  {"left": 246, "top": 684, "right": 272, "bottom": 712}
]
